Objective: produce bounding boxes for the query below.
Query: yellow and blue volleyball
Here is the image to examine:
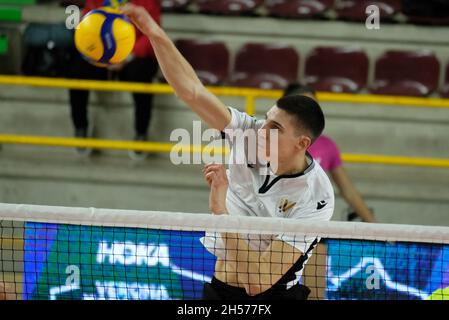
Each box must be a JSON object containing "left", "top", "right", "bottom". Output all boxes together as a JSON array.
[{"left": 74, "top": 6, "right": 136, "bottom": 67}]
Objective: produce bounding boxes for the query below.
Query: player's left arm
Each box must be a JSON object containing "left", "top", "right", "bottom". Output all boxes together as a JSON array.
[
  {"left": 203, "top": 163, "right": 302, "bottom": 296},
  {"left": 221, "top": 234, "right": 302, "bottom": 296}
]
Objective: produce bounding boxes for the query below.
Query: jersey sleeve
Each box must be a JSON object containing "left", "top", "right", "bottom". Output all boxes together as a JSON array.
[
  {"left": 218, "top": 107, "right": 264, "bottom": 148},
  {"left": 225, "top": 107, "right": 261, "bottom": 131}
]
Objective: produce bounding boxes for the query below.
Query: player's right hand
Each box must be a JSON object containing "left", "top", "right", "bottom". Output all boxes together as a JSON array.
[{"left": 120, "top": 3, "right": 158, "bottom": 37}]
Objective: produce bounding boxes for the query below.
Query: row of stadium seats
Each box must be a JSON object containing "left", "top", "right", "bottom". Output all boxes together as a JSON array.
[
  {"left": 161, "top": 0, "right": 449, "bottom": 25},
  {"left": 2, "top": 0, "right": 447, "bottom": 27},
  {"left": 175, "top": 39, "right": 449, "bottom": 97},
  {"left": 51, "top": 0, "right": 449, "bottom": 25}
]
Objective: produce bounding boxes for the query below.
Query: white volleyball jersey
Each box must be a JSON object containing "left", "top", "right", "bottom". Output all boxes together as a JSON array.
[{"left": 202, "top": 107, "right": 335, "bottom": 286}]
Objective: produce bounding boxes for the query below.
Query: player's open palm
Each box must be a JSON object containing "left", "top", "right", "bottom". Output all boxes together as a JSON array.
[
  {"left": 120, "top": 3, "right": 157, "bottom": 37},
  {"left": 203, "top": 164, "right": 228, "bottom": 214}
]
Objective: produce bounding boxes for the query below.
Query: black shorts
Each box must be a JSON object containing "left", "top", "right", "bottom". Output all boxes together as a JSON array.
[{"left": 203, "top": 277, "right": 310, "bottom": 300}]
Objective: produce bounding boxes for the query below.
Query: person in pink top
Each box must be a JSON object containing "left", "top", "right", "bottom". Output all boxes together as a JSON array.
[
  {"left": 284, "top": 83, "right": 376, "bottom": 223},
  {"left": 308, "top": 135, "right": 343, "bottom": 173}
]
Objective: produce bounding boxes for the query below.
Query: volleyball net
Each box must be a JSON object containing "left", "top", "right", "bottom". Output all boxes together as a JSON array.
[{"left": 0, "top": 203, "right": 448, "bottom": 300}]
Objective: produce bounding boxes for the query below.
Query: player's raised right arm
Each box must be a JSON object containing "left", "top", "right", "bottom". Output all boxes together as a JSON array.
[{"left": 121, "top": 3, "right": 231, "bottom": 131}]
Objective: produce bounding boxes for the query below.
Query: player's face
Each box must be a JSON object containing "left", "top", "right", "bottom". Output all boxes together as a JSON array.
[{"left": 257, "top": 105, "right": 310, "bottom": 164}]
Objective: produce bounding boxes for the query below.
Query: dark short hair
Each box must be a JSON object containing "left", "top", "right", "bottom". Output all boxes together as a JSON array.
[
  {"left": 283, "top": 83, "right": 316, "bottom": 97},
  {"left": 276, "top": 94, "right": 324, "bottom": 142}
]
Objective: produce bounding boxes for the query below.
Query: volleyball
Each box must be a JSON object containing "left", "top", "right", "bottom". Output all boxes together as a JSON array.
[{"left": 74, "top": 6, "right": 136, "bottom": 67}]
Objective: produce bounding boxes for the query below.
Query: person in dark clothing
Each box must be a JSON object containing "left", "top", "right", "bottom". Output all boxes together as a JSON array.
[{"left": 69, "top": 0, "right": 160, "bottom": 159}]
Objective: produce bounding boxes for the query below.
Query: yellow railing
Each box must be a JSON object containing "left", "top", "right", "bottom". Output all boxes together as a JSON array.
[
  {"left": 1, "top": 75, "right": 449, "bottom": 169},
  {"left": 341, "top": 153, "right": 449, "bottom": 169},
  {"left": 0, "top": 75, "right": 279, "bottom": 116},
  {"left": 2, "top": 76, "right": 449, "bottom": 116},
  {"left": 1, "top": 134, "right": 449, "bottom": 168},
  {"left": 0, "top": 134, "right": 223, "bottom": 155}
]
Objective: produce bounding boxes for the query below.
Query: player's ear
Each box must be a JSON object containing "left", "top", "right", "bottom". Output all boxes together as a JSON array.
[{"left": 296, "top": 135, "right": 312, "bottom": 151}]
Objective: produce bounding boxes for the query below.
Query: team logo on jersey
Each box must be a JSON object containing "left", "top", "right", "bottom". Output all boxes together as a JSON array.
[
  {"left": 277, "top": 198, "right": 296, "bottom": 216},
  {"left": 317, "top": 200, "right": 327, "bottom": 210}
]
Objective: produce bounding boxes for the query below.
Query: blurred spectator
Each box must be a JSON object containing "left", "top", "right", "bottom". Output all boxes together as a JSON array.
[
  {"left": 284, "top": 83, "right": 376, "bottom": 223},
  {"left": 68, "top": 0, "right": 160, "bottom": 160}
]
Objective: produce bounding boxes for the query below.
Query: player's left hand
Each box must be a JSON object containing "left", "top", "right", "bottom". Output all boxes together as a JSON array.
[{"left": 203, "top": 163, "right": 228, "bottom": 214}]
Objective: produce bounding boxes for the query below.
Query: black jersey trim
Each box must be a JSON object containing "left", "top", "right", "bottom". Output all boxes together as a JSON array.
[
  {"left": 273, "top": 237, "right": 319, "bottom": 287},
  {"left": 258, "top": 152, "right": 315, "bottom": 194}
]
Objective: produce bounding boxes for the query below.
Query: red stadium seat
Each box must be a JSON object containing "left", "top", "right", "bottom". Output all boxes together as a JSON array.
[
  {"left": 161, "top": 0, "right": 192, "bottom": 12},
  {"left": 304, "top": 46, "right": 369, "bottom": 93},
  {"left": 371, "top": 50, "right": 440, "bottom": 97},
  {"left": 229, "top": 43, "right": 299, "bottom": 89},
  {"left": 440, "top": 63, "right": 449, "bottom": 98},
  {"left": 196, "top": 0, "right": 263, "bottom": 15},
  {"left": 335, "top": 0, "right": 401, "bottom": 21},
  {"left": 265, "top": 0, "right": 334, "bottom": 19},
  {"left": 175, "top": 39, "right": 230, "bottom": 85}
]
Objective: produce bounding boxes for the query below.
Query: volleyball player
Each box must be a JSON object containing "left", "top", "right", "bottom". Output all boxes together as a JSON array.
[{"left": 121, "top": 4, "right": 335, "bottom": 300}]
